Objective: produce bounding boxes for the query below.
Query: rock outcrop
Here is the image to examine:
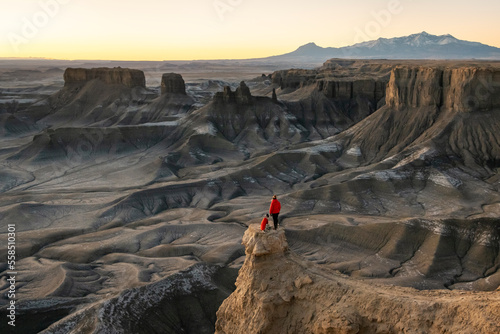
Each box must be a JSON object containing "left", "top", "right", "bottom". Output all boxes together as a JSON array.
[
  {"left": 270, "top": 61, "right": 391, "bottom": 116},
  {"left": 272, "top": 69, "right": 386, "bottom": 102},
  {"left": 63, "top": 67, "right": 145, "bottom": 88},
  {"left": 272, "top": 88, "right": 278, "bottom": 103},
  {"left": 214, "top": 81, "right": 253, "bottom": 104},
  {"left": 386, "top": 66, "right": 500, "bottom": 111},
  {"left": 161, "top": 73, "right": 186, "bottom": 95},
  {"left": 215, "top": 225, "right": 500, "bottom": 334},
  {"left": 316, "top": 79, "right": 386, "bottom": 101},
  {"left": 272, "top": 69, "right": 318, "bottom": 90}
]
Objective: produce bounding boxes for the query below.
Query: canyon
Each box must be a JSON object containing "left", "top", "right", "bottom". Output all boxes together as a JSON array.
[{"left": 0, "top": 59, "right": 499, "bottom": 333}]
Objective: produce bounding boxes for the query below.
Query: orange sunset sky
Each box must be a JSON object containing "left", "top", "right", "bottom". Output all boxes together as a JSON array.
[{"left": 1, "top": 0, "right": 499, "bottom": 61}]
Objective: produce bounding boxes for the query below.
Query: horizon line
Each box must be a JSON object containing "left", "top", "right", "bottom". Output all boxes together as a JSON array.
[{"left": 2, "top": 31, "right": 500, "bottom": 63}]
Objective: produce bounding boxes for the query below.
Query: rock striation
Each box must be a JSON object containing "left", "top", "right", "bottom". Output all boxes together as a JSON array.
[
  {"left": 272, "top": 69, "right": 318, "bottom": 90},
  {"left": 386, "top": 66, "right": 500, "bottom": 111},
  {"left": 316, "top": 78, "right": 386, "bottom": 101},
  {"left": 63, "top": 67, "right": 145, "bottom": 88},
  {"left": 214, "top": 81, "right": 253, "bottom": 104},
  {"left": 161, "top": 73, "right": 186, "bottom": 95},
  {"left": 270, "top": 61, "right": 390, "bottom": 107},
  {"left": 272, "top": 69, "right": 386, "bottom": 101},
  {"left": 215, "top": 225, "right": 500, "bottom": 334}
]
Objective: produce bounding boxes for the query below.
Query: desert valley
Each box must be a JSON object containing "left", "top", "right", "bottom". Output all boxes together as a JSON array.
[{"left": 1, "top": 32, "right": 500, "bottom": 333}]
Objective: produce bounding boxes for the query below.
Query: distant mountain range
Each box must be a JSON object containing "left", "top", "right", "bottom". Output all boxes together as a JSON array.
[{"left": 266, "top": 32, "right": 500, "bottom": 64}]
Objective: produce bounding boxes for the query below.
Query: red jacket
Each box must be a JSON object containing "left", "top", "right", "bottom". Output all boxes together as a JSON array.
[
  {"left": 269, "top": 199, "right": 281, "bottom": 214},
  {"left": 260, "top": 217, "right": 268, "bottom": 230}
]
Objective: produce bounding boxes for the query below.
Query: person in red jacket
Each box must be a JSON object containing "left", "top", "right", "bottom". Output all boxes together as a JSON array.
[
  {"left": 260, "top": 214, "right": 269, "bottom": 231},
  {"left": 269, "top": 195, "right": 281, "bottom": 230}
]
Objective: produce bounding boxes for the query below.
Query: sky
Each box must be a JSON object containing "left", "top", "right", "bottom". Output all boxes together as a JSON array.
[{"left": 1, "top": 0, "right": 500, "bottom": 61}]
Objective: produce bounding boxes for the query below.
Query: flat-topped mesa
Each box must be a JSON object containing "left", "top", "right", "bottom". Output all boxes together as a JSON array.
[
  {"left": 321, "top": 58, "right": 357, "bottom": 69},
  {"left": 63, "top": 67, "right": 146, "bottom": 88},
  {"left": 214, "top": 81, "right": 253, "bottom": 104},
  {"left": 271, "top": 69, "right": 317, "bottom": 90},
  {"left": 271, "top": 68, "right": 387, "bottom": 101},
  {"left": 161, "top": 73, "right": 186, "bottom": 95},
  {"left": 386, "top": 66, "right": 500, "bottom": 111}
]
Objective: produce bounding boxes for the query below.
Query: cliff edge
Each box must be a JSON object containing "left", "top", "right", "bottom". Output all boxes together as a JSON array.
[{"left": 215, "top": 225, "right": 500, "bottom": 334}]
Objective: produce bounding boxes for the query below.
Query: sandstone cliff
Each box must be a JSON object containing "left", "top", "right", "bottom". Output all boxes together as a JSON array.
[
  {"left": 161, "top": 73, "right": 186, "bottom": 95},
  {"left": 63, "top": 67, "right": 145, "bottom": 88},
  {"left": 215, "top": 225, "right": 500, "bottom": 334},
  {"left": 272, "top": 69, "right": 318, "bottom": 90},
  {"left": 386, "top": 66, "right": 500, "bottom": 111}
]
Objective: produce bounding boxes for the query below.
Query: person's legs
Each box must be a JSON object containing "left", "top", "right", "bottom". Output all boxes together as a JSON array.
[{"left": 272, "top": 213, "right": 279, "bottom": 229}]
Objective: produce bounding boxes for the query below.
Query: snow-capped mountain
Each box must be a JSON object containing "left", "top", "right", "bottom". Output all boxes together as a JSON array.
[
  {"left": 354, "top": 32, "right": 459, "bottom": 48},
  {"left": 271, "top": 32, "right": 500, "bottom": 62}
]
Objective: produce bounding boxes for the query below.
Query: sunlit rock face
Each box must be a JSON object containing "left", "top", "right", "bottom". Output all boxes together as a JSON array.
[{"left": 386, "top": 66, "right": 500, "bottom": 112}]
